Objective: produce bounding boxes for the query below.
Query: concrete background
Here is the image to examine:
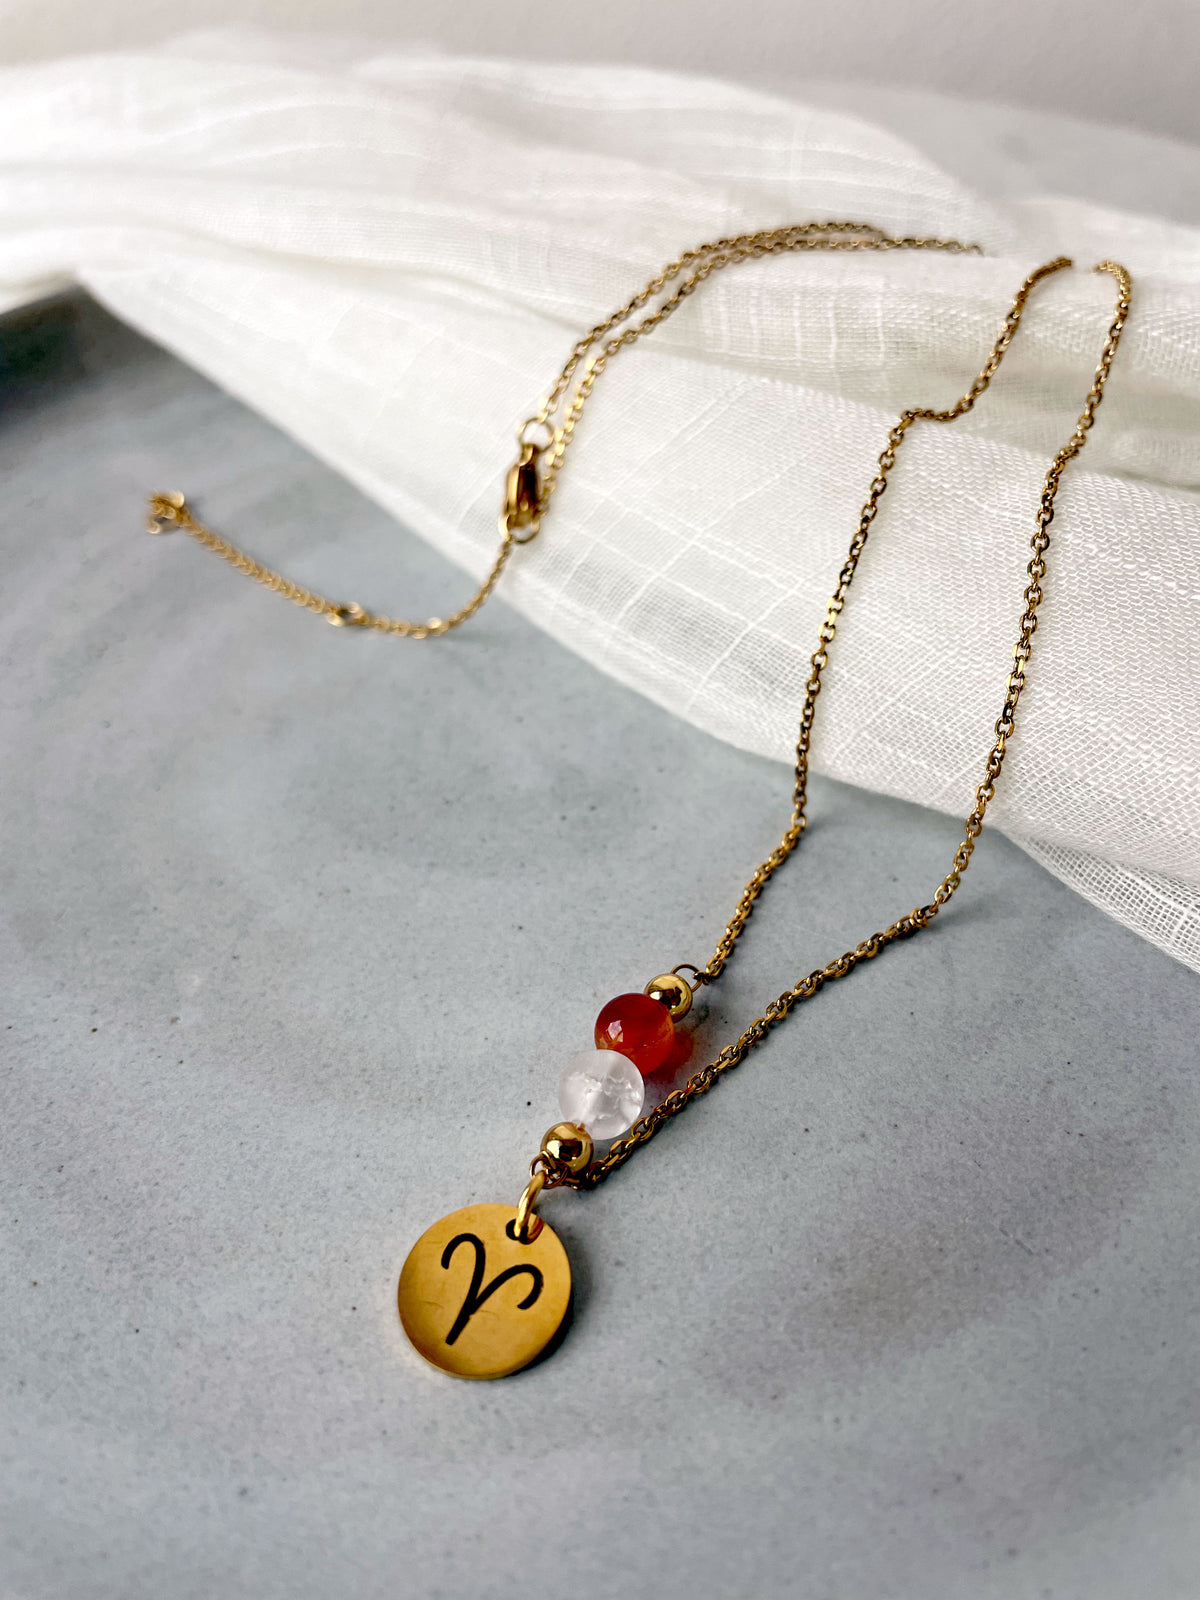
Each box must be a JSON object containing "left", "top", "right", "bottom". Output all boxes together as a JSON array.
[{"left": 2, "top": 296, "right": 1199, "bottom": 1599}]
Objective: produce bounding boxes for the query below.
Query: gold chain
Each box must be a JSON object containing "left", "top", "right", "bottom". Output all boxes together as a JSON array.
[
  {"left": 522, "top": 222, "right": 980, "bottom": 516},
  {"left": 145, "top": 223, "right": 978, "bottom": 630},
  {"left": 541, "top": 254, "right": 1132, "bottom": 1192},
  {"left": 142, "top": 226, "right": 1132, "bottom": 1193},
  {"left": 144, "top": 491, "right": 516, "bottom": 638}
]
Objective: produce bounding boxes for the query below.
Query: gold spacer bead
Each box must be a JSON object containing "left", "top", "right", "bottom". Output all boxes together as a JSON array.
[
  {"left": 643, "top": 972, "right": 692, "bottom": 1020},
  {"left": 540, "top": 1122, "right": 594, "bottom": 1175}
]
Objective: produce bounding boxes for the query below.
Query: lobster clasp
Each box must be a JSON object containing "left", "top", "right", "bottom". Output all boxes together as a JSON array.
[{"left": 503, "top": 444, "right": 542, "bottom": 542}]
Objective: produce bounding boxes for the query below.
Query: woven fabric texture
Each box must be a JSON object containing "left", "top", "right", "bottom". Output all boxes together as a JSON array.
[{"left": 1, "top": 34, "right": 1198, "bottom": 969}]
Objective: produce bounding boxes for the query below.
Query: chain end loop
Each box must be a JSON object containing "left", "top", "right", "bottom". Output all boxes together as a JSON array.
[{"left": 146, "top": 491, "right": 187, "bottom": 534}]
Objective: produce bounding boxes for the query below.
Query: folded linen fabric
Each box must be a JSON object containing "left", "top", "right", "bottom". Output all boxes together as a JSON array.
[{"left": 1, "top": 32, "right": 1198, "bottom": 969}]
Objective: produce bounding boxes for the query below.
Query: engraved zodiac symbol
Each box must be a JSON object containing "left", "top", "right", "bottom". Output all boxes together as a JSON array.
[{"left": 440, "top": 1232, "right": 544, "bottom": 1345}]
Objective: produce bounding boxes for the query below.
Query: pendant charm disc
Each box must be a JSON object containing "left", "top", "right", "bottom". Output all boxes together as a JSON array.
[{"left": 397, "top": 1204, "right": 571, "bottom": 1379}]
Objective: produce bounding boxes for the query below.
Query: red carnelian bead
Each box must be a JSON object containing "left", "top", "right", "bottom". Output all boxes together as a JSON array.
[{"left": 594, "top": 992, "right": 675, "bottom": 1076}]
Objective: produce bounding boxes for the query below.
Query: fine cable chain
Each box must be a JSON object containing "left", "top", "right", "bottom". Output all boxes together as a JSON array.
[
  {"left": 146, "top": 222, "right": 978, "bottom": 636},
  {"left": 539, "top": 255, "right": 1132, "bottom": 1194},
  {"left": 144, "top": 232, "right": 1132, "bottom": 1196},
  {"left": 523, "top": 222, "right": 981, "bottom": 517}
]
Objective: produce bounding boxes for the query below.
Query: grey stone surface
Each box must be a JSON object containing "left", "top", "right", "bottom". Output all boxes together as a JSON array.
[{"left": 2, "top": 297, "right": 1199, "bottom": 1600}]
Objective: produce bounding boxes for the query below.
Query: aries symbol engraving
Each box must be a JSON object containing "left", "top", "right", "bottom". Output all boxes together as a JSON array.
[{"left": 440, "top": 1232, "right": 544, "bottom": 1346}]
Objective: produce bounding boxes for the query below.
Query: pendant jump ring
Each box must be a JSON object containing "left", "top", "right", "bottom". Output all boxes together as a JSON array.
[
  {"left": 514, "top": 1169, "right": 546, "bottom": 1244},
  {"left": 671, "top": 963, "right": 705, "bottom": 990}
]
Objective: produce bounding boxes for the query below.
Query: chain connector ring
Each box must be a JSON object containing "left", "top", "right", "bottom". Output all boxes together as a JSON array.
[
  {"left": 513, "top": 1169, "right": 546, "bottom": 1244},
  {"left": 328, "top": 603, "right": 367, "bottom": 627},
  {"left": 517, "top": 417, "right": 555, "bottom": 452}
]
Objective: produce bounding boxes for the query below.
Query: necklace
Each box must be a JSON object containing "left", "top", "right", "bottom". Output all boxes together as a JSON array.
[{"left": 145, "top": 224, "right": 1132, "bottom": 1380}]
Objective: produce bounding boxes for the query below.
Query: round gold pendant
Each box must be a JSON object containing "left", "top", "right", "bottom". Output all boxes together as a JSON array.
[{"left": 397, "top": 1203, "right": 572, "bottom": 1379}]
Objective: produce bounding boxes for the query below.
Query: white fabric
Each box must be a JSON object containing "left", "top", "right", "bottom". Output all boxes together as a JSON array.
[{"left": 2, "top": 33, "right": 1198, "bottom": 970}]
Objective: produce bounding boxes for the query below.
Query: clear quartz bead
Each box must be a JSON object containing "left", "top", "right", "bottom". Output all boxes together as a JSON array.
[{"left": 557, "top": 1050, "right": 645, "bottom": 1141}]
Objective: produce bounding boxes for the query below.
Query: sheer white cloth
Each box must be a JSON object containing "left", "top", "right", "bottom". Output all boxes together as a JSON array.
[{"left": 2, "top": 34, "right": 1198, "bottom": 969}]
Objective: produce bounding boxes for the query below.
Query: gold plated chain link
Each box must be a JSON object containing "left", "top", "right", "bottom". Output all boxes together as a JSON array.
[
  {"left": 692, "top": 254, "right": 1132, "bottom": 986},
  {"left": 146, "top": 224, "right": 977, "bottom": 631},
  {"left": 145, "top": 491, "right": 516, "bottom": 638},
  {"left": 550, "top": 256, "right": 1132, "bottom": 1191},
  {"left": 522, "top": 222, "right": 980, "bottom": 517},
  {"left": 143, "top": 227, "right": 1131, "bottom": 1195}
]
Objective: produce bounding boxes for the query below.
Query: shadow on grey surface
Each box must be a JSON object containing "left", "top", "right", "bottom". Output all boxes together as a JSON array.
[{"left": 3, "top": 290, "right": 1198, "bottom": 1600}]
